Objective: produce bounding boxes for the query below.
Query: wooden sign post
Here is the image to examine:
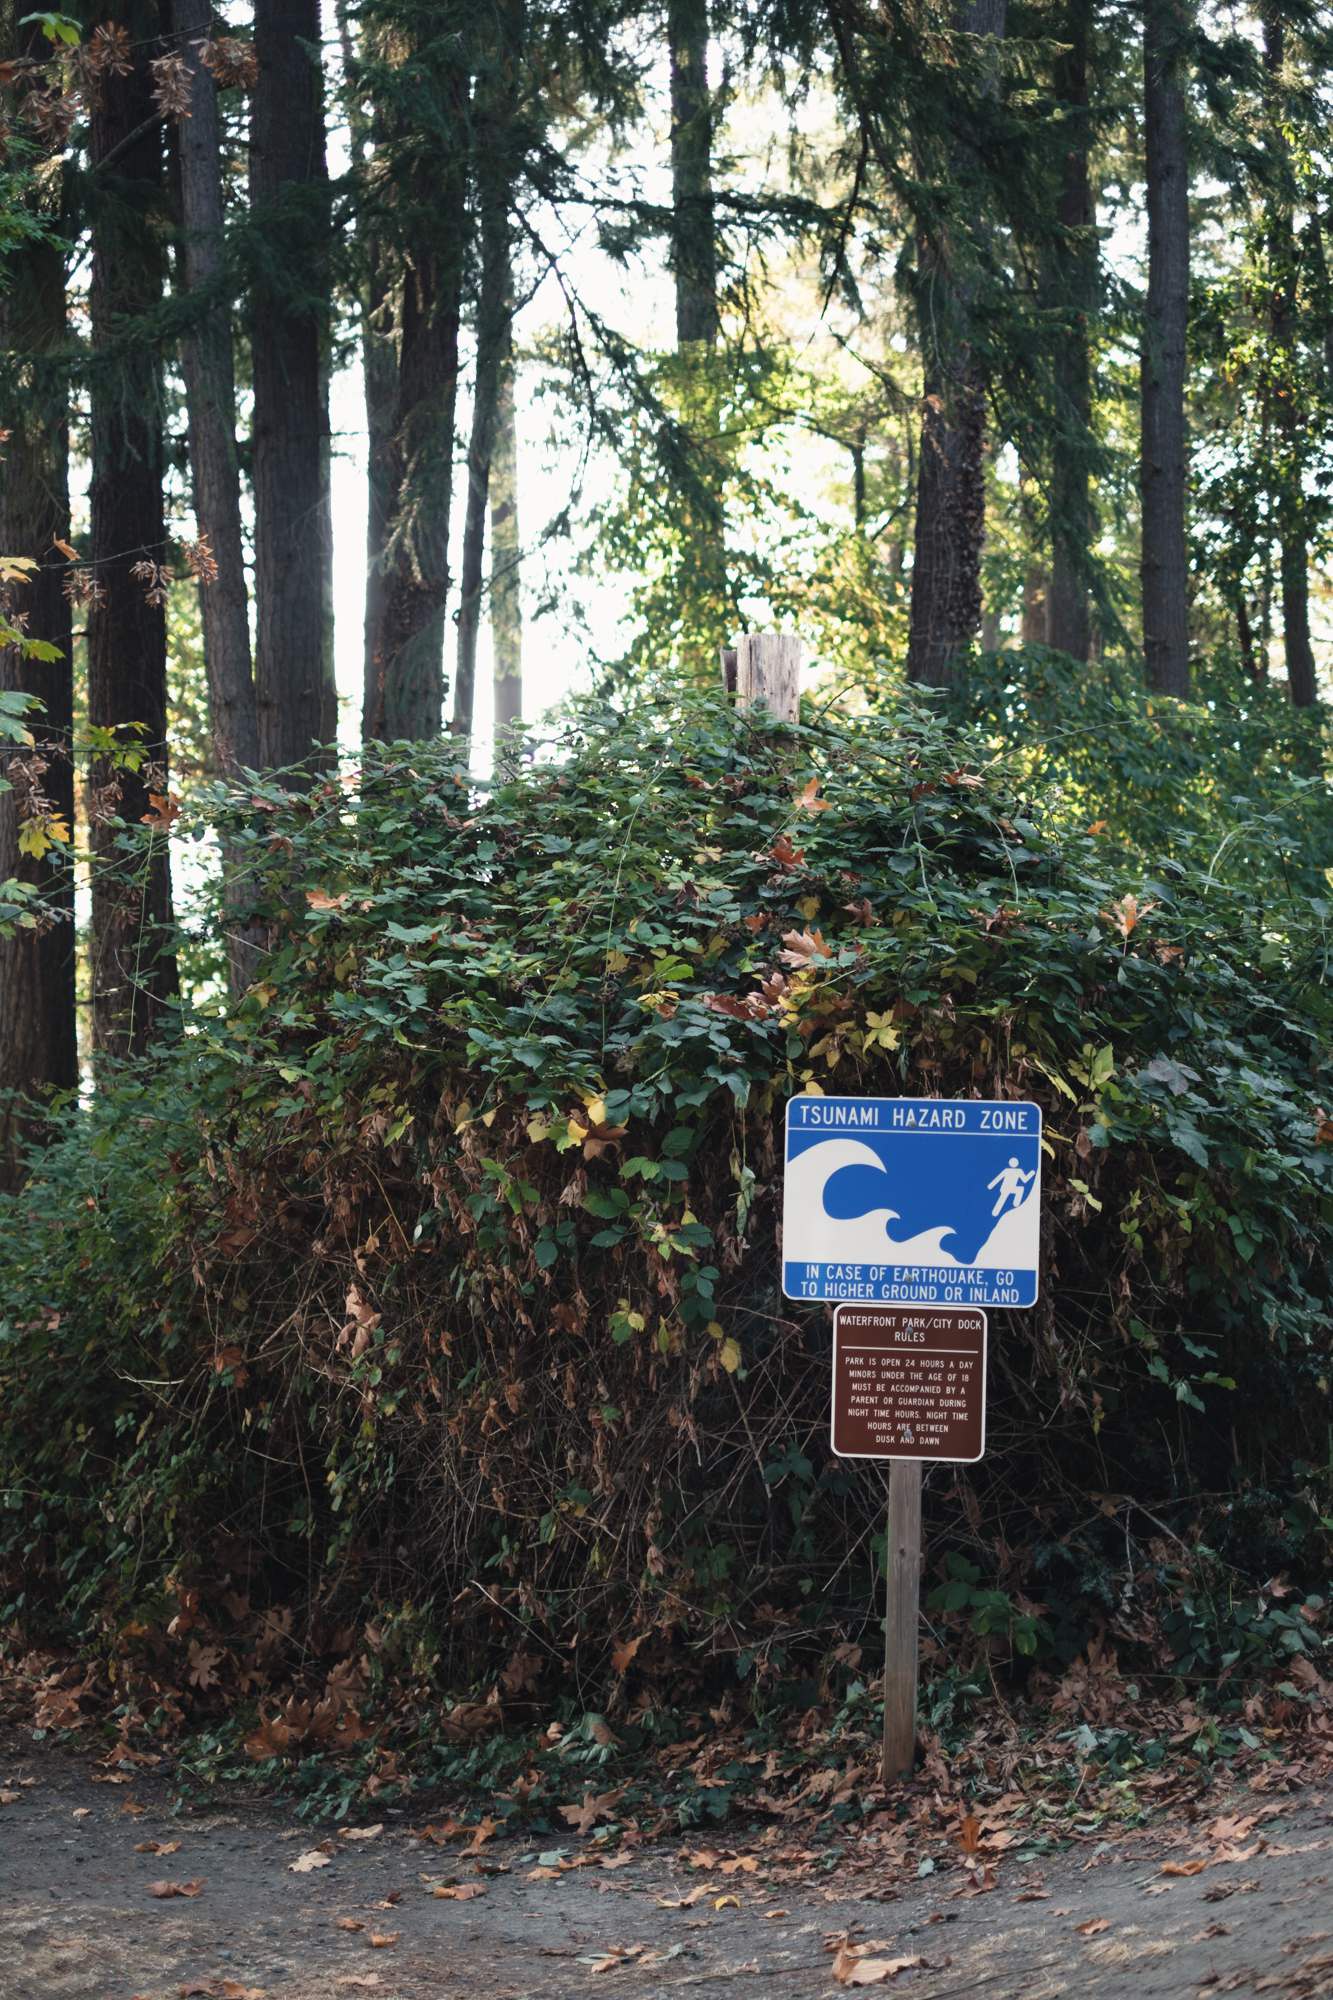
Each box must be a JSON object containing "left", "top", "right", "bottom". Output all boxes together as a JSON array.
[
  {"left": 883, "top": 1460, "right": 924, "bottom": 1783},
  {"left": 830, "top": 1304, "right": 988, "bottom": 1784}
]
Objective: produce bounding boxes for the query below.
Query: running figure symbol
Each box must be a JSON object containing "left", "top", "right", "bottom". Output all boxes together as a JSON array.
[{"left": 988, "top": 1157, "right": 1035, "bottom": 1218}]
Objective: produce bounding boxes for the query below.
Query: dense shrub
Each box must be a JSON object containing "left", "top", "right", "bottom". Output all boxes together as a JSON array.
[{"left": 1, "top": 675, "right": 1330, "bottom": 1731}]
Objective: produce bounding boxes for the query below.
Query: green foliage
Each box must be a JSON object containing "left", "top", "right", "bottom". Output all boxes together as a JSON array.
[{"left": 0, "top": 682, "right": 1329, "bottom": 1731}]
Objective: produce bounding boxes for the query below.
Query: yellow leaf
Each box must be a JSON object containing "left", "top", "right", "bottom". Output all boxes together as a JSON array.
[
  {"left": 567, "top": 1117, "right": 589, "bottom": 1142},
  {"left": 718, "top": 1338, "right": 742, "bottom": 1374},
  {"left": 714, "top": 1894, "right": 741, "bottom": 1910},
  {"left": 584, "top": 1095, "right": 607, "bottom": 1127},
  {"left": 526, "top": 1115, "right": 552, "bottom": 1143},
  {"left": 605, "top": 949, "right": 630, "bottom": 973},
  {"left": 16, "top": 821, "right": 51, "bottom": 860}
]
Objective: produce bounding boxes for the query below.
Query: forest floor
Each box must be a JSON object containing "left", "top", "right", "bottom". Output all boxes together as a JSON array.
[{"left": 4, "top": 1731, "right": 1333, "bottom": 2000}]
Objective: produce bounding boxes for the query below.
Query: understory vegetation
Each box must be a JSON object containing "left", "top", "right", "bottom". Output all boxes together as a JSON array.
[{"left": 0, "top": 658, "right": 1329, "bottom": 1791}]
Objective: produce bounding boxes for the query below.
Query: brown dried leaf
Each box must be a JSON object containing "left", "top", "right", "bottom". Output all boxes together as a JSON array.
[{"left": 149, "top": 1878, "right": 205, "bottom": 1898}]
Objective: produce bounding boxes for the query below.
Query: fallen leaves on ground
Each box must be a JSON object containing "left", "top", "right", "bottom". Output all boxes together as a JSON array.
[
  {"left": 336, "top": 1917, "right": 365, "bottom": 1932},
  {"left": 339, "top": 1823, "right": 383, "bottom": 1843},
  {"left": 148, "top": 1877, "right": 205, "bottom": 1898},
  {"left": 367, "top": 1932, "right": 398, "bottom": 1949},
  {"left": 178, "top": 1983, "right": 265, "bottom": 2000},
  {"left": 460, "top": 1815, "right": 497, "bottom": 1857},
  {"left": 289, "top": 1847, "right": 333, "bottom": 1873},
  {"left": 558, "top": 1788, "right": 624, "bottom": 1836},
  {"left": 830, "top": 1942, "right": 923, "bottom": 1986},
  {"left": 135, "top": 1837, "right": 181, "bottom": 1855},
  {"left": 1075, "top": 1917, "right": 1110, "bottom": 1937},
  {"left": 431, "top": 1882, "right": 486, "bottom": 1900},
  {"left": 1162, "top": 1858, "right": 1209, "bottom": 1877}
]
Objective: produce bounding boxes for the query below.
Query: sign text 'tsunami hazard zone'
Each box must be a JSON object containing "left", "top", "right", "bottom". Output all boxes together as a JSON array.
[{"left": 782, "top": 1096, "right": 1042, "bottom": 1308}]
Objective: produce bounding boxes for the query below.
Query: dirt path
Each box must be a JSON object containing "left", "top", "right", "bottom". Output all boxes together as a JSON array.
[{"left": 3, "top": 1737, "right": 1332, "bottom": 2000}]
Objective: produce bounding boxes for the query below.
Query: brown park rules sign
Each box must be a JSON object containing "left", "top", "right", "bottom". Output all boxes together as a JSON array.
[{"left": 831, "top": 1305, "right": 987, "bottom": 1462}]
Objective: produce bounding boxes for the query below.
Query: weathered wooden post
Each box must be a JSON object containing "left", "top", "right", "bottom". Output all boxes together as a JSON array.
[
  {"left": 733, "top": 632, "right": 802, "bottom": 721},
  {"left": 882, "top": 1458, "right": 923, "bottom": 1782}
]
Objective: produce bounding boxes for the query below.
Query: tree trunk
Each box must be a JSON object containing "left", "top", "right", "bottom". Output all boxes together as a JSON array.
[
  {"left": 335, "top": 0, "right": 399, "bottom": 740},
  {"left": 361, "top": 27, "right": 468, "bottom": 743},
  {"left": 1140, "top": 0, "right": 1191, "bottom": 697},
  {"left": 0, "top": 13, "right": 76, "bottom": 1183},
  {"left": 1045, "top": 0, "right": 1095, "bottom": 662},
  {"left": 1263, "top": 9, "right": 1317, "bottom": 709},
  {"left": 906, "top": 0, "right": 1007, "bottom": 689},
  {"left": 250, "top": 0, "right": 337, "bottom": 772},
  {"left": 174, "top": 0, "right": 256, "bottom": 775},
  {"left": 1021, "top": 563, "right": 1048, "bottom": 645},
  {"left": 491, "top": 337, "right": 523, "bottom": 756},
  {"left": 453, "top": 4, "right": 523, "bottom": 744},
  {"left": 669, "top": 0, "right": 717, "bottom": 347},
  {"left": 87, "top": 10, "right": 179, "bottom": 1064}
]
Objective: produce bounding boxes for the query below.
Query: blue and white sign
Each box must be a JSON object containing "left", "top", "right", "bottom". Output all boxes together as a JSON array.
[{"left": 782, "top": 1096, "right": 1042, "bottom": 1308}]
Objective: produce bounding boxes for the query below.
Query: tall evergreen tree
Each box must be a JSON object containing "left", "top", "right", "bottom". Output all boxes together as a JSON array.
[
  {"left": 0, "top": 7, "right": 76, "bottom": 1180},
  {"left": 668, "top": 0, "right": 717, "bottom": 348},
  {"left": 361, "top": 2, "right": 468, "bottom": 743},
  {"left": 250, "top": 0, "right": 337, "bottom": 771},
  {"left": 490, "top": 327, "right": 523, "bottom": 754},
  {"left": 1043, "top": 0, "right": 1095, "bottom": 662},
  {"left": 906, "top": 0, "right": 1007, "bottom": 688},
  {"left": 174, "top": 0, "right": 257, "bottom": 776},
  {"left": 87, "top": 8, "right": 178, "bottom": 1062},
  {"left": 1262, "top": 4, "right": 1317, "bottom": 708},
  {"left": 1140, "top": 0, "right": 1191, "bottom": 696},
  {"left": 453, "top": 0, "right": 525, "bottom": 743}
]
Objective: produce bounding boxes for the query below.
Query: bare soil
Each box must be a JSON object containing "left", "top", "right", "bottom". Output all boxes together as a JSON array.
[{"left": 3, "top": 1733, "right": 1332, "bottom": 2000}]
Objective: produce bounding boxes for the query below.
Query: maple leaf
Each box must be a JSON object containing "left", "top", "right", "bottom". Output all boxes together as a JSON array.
[
  {"left": 557, "top": 1788, "right": 624, "bottom": 1836},
  {"left": 779, "top": 928, "right": 831, "bottom": 968},
  {"left": 148, "top": 1877, "right": 205, "bottom": 1898},
  {"left": 431, "top": 1882, "right": 486, "bottom": 1900},
  {"left": 1075, "top": 1916, "right": 1110, "bottom": 1935},
  {"left": 767, "top": 833, "right": 805, "bottom": 869},
  {"left": 338, "top": 1823, "right": 383, "bottom": 1843},
  {"left": 187, "top": 1641, "right": 225, "bottom": 1692},
  {"left": 135, "top": 1839, "right": 181, "bottom": 1855},
  {"left": 1161, "top": 1858, "right": 1208, "bottom": 1877},
  {"left": 1104, "top": 892, "right": 1156, "bottom": 940},
  {"left": 288, "top": 1847, "right": 333, "bottom": 1873},
  {"left": 140, "top": 792, "right": 182, "bottom": 832},
  {"left": 795, "top": 775, "right": 831, "bottom": 813},
  {"left": 306, "top": 889, "right": 348, "bottom": 911},
  {"left": 831, "top": 1944, "right": 922, "bottom": 1985}
]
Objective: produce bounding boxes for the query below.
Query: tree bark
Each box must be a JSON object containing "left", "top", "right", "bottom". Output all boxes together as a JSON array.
[
  {"left": 361, "top": 25, "right": 468, "bottom": 743},
  {"left": 1140, "top": 0, "right": 1191, "bottom": 697},
  {"left": 1045, "top": 0, "right": 1095, "bottom": 662},
  {"left": 491, "top": 336, "right": 523, "bottom": 756},
  {"left": 1263, "top": 9, "right": 1317, "bottom": 709},
  {"left": 669, "top": 0, "right": 717, "bottom": 348},
  {"left": 87, "top": 10, "right": 179, "bottom": 1064},
  {"left": 174, "top": 0, "right": 256, "bottom": 776},
  {"left": 453, "top": 5, "right": 523, "bottom": 743},
  {"left": 0, "top": 11, "right": 76, "bottom": 1182},
  {"left": 250, "top": 0, "right": 337, "bottom": 772},
  {"left": 906, "top": 0, "right": 1007, "bottom": 689}
]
